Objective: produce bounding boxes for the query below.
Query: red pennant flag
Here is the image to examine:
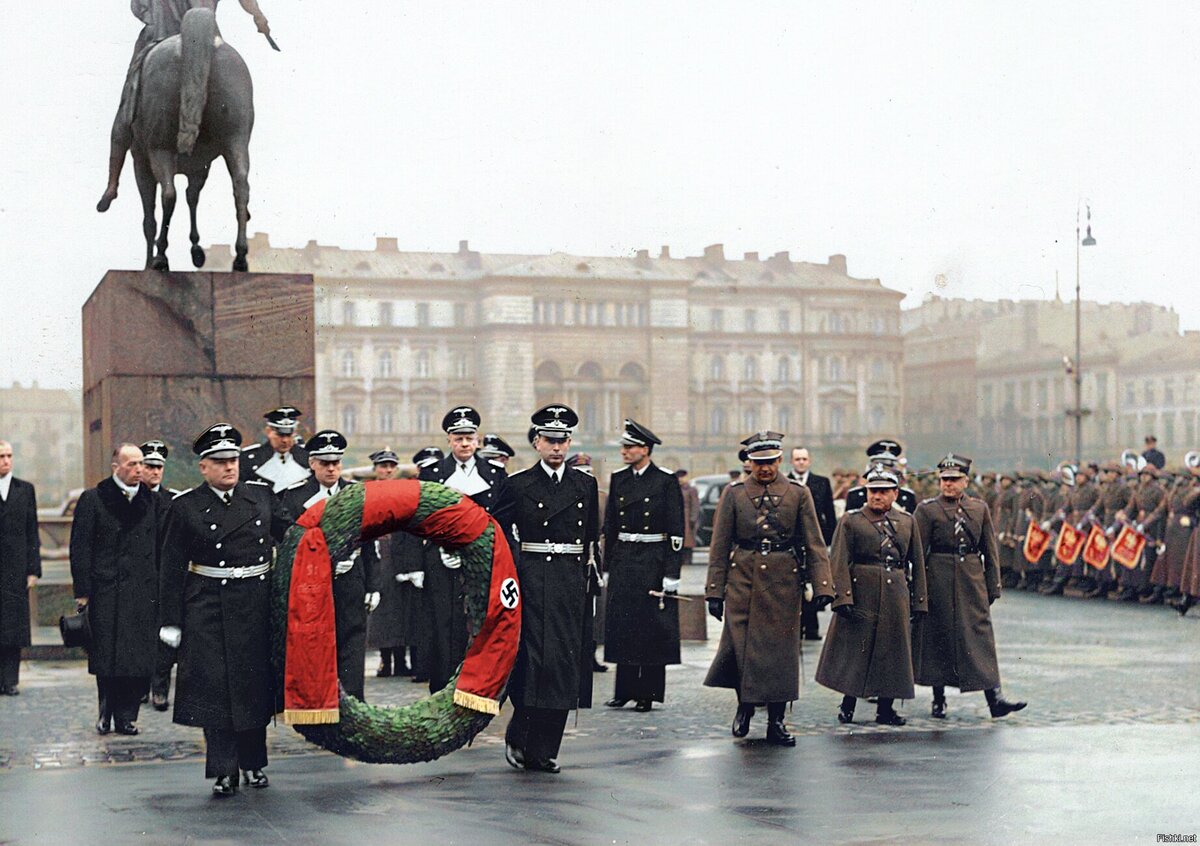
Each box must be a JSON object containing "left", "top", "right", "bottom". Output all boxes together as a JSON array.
[
  {"left": 1111, "top": 524, "right": 1147, "bottom": 570},
  {"left": 1054, "top": 523, "right": 1086, "bottom": 565},
  {"left": 1081, "top": 525, "right": 1111, "bottom": 570},
  {"left": 1024, "top": 522, "right": 1052, "bottom": 564}
]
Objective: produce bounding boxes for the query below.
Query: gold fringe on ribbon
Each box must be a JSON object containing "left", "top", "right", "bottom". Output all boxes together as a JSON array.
[
  {"left": 453, "top": 689, "right": 500, "bottom": 715},
  {"left": 283, "top": 708, "right": 341, "bottom": 726}
]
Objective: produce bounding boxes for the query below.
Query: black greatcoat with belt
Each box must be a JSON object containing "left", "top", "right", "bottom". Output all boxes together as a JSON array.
[
  {"left": 418, "top": 456, "right": 514, "bottom": 692},
  {"left": 507, "top": 465, "right": 600, "bottom": 711},
  {"left": 69, "top": 479, "right": 161, "bottom": 678},
  {"left": 159, "top": 480, "right": 288, "bottom": 731},
  {"left": 602, "top": 462, "right": 685, "bottom": 667},
  {"left": 0, "top": 477, "right": 40, "bottom": 649},
  {"left": 279, "top": 478, "right": 380, "bottom": 700}
]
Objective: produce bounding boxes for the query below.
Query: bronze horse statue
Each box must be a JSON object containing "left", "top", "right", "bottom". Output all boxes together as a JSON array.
[{"left": 131, "top": 7, "right": 254, "bottom": 272}]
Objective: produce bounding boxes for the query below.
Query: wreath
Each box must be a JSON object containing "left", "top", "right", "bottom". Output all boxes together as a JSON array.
[{"left": 270, "top": 479, "right": 521, "bottom": 764}]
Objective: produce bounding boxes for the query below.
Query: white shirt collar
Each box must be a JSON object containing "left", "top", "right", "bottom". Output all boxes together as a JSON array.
[
  {"left": 208, "top": 484, "right": 234, "bottom": 501},
  {"left": 321, "top": 482, "right": 339, "bottom": 496},
  {"left": 112, "top": 473, "right": 139, "bottom": 498},
  {"left": 455, "top": 455, "right": 477, "bottom": 474},
  {"left": 540, "top": 460, "right": 563, "bottom": 481},
  {"left": 0, "top": 473, "right": 11, "bottom": 501},
  {"left": 631, "top": 461, "right": 650, "bottom": 477},
  {"left": 795, "top": 470, "right": 809, "bottom": 485}
]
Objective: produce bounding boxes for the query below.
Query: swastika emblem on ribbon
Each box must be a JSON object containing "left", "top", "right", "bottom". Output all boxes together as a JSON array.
[{"left": 500, "top": 577, "right": 520, "bottom": 610}]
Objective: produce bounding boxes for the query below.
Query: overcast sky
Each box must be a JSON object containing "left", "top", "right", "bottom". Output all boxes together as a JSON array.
[{"left": 2, "top": 1, "right": 1197, "bottom": 391}]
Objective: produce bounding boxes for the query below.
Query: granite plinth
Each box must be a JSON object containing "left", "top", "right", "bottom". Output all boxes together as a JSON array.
[{"left": 82, "top": 271, "right": 314, "bottom": 487}]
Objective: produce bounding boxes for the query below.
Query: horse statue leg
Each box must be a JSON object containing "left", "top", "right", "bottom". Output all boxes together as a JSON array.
[
  {"left": 186, "top": 169, "right": 209, "bottom": 268},
  {"left": 225, "top": 139, "right": 251, "bottom": 272},
  {"left": 147, "top": 149, "right": 178, "bottom": 272},
  {"left": 133, "top": 156, "right": 158, "bottom": 270}
]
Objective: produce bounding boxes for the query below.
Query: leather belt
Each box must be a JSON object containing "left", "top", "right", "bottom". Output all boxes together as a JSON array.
[
  {"left": 334, "top": 559, "right": 356, "bottom": 577},
  {"left": 851, "top": 560, "right": 901, "bottom": 570},
  {"left": 520, "top": 542, "right": 584, "bottom": 555},
  {"left": 617, "top": 532, "right": 666, "bottom": 543},
  {"left": 188, "top": 562, "right": 270, "bottom": 580},
  {"left": 932, "top": 547, "right": 975, "bottom": 556},
  {"left": 736, "top": 538, "right": 794, "bottom": 554}
]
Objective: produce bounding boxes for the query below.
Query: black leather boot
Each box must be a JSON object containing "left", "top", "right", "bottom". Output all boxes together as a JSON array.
[
  {"left": 1139, "top": 586, "right": 1165, "bottom": 605},
  {"left": 931, "top": 686, "right": 947, "bottom": 719},
  {"left": 1039, "top": 576, "right": 1066, "bottom": 596},
  {"left": 731, "top": 702, "right": 755, "bottom": 738},
  {"left": 1174, "top": 595, "right": 1194, "bottom": 617},
  {"left": 212, "top": 776, "right": 237, "bottom": 797},
  {"left": 985, "top": 687, "right": 1027, "bottom": 719},
  {"left": 765, "top": 703, "right": 795, "bottom": 746},
  {"left": 838, "top": 695, "right": 855, "bottom": 724},
  {"left": 875, "top": 698, "right": 906, "bottom": 726},
  {"left": 241, "top": 769, "right": 269, "bottom": 788},
  {"left": 376, "top": 649, "right": 393, "bottom": 678}
]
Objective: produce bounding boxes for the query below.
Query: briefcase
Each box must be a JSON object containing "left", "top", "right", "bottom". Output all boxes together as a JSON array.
[{"left": 59, "top": 607, "right": 91, "bottom": 649}]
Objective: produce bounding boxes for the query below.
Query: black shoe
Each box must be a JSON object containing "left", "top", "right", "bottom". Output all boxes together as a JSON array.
[
  {"left": 837, "top": 707, "right": 854, "bottom": 724},
  {"left": 395, "top": 663, "right": 413, "bottom": 677},
  {"left": 731, "top": 704, "right": 755, "bottom": 738},
  {"left": 1014, "top": 575, "right": 1028, "bottom": 591},
  {"left": 151, "top": 693, "right": 169, "bottom": 712},
  {"left": 766, "top": 719, "right": 796, "bottom": 746},
  {"left": 96, "top": 716, "right": 111, "bottom": 735},
  {"left": 114, "top": 721, "right": 139, "bottom": 736},
  {"left": 1139, "top": 587, "right": 1165, "bottom": 605},
  {"left": 411, "top": 676, "right": 429, "bottom": 684},
  {"left": 592, "top": 659, "right": 608, "bottom": 673},
  {"left": 212, "top": 776, "right": 237, "bottom": 797},
  {"left": 876, "top": 710, "right": 907, "bottom": 726},
  {"left": 931, "top": 699, "right": 946, "bottom": 719},
  {"left": 1118, "top": 588, "right": 1139, "bottom": 603},
  {"left": 989, "top": 698, "right": 1027, "bottom": 719},
  {"left": 634, "top": 700, "right": 652, "bottom": 712},
  {"left": 1040, "top": 578, "right": 1065, "bottom": 596},
  {"left": 1082, "top": 585, "right": 1108, "bottom": 599},
  {"left": 504, "top": 742, "right": 525, "bottom": 770},
  {"left": 605, "top": 698, "right": 629, "bottom": 709},
  {"left": 1174, "top": 596, "right": 1194, "bottom": 617},
  {"left": 375, "top": 664, "right": 393, "bottom": 678},
  {"left": 524, "top": 758, "right": 560, "bottom": 773},
  {"left": 241, "top": 769, "right": 269, "bottom": 788},
  {"left": 1, "top": 685, "right": 18, "bottom": 696}
]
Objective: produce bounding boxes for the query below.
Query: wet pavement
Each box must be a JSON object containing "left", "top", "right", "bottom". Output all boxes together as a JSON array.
[{"left": 2, "top": 586, "right": 1199, "bottom": 843}]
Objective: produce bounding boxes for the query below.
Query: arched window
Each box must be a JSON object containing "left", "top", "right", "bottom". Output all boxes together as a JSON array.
[
  {"left": 577, "top": 362, "right": 603, "bottom": 435},
  {"left": 378, "top": 404, "right": 395, "bottom": 433},
  {"left": 535, "top": 361, "right": 564, "bottom": 410},
  {"left": 618, "top": 362, "right": 648, "bottom": 422},
  {"left": 778, "top": 406, "right": 791, "bottom": 434},
  {"left": 416, "top": 405, "right": 431, "bottom": 433},
  {"left": 340, "top": 404, "right": 358, "bottom": 435},
  {"left": 829, "top": 405, "right": 844, "bottom": 435},
  {"left": 742, "top": 406, "right": 759, "bottom": 433},
  {"left": 710, "top": 355, "right": 725, "bottom": 380},
  {"left": 416, "top": 350, "right": 431, "bottom": 378},
  {"left": 340, "top": 350, "right": 357, "bottom": 378},
  {"left": 710, "top": 407, "right": 725, "bottom": 435},
  {"left": 377, "top": 350, "right": 393, "bottom": 378},
  {"left": 743, "top": 356, "right": 759, "bottom": 382}
]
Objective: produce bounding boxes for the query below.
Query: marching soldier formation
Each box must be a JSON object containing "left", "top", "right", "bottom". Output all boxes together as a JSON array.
[{"left": 14, "top": 391, "right": 1200, "bottom": 795}]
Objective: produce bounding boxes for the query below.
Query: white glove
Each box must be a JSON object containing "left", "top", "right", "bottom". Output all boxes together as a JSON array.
[
  {"left": 159, "top": 626, "right": 182, "bottom": 648},
  {"left": 365, "top": 591, "right": 380, "bottom": 613},
  {"left": 396, "top": 571, "right": 426, "bottom": 589},
  {"left": 601, "top": 571, "right": 609, "bottom": 588},
  {"left": 661, "top": 577, "right": 680, "bottom": 595},
  {"left": 439, "top": 550, "right": 462, "bottom": 570}
]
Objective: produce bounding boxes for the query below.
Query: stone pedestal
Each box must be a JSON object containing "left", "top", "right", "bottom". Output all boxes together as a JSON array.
[{"left": 82, "top": 271, "right": 315, "bottom": 487}]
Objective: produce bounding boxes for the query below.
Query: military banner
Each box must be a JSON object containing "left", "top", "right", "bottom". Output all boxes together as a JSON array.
[
  {"left": 1081, "top": 525, "right": 1111, "bottom": 570},
  {"left": 1054, "top": 523, "right": 1086, "bottom": 565},
  {"left": 1110, "top": 524, "right": 1147, "bottom": 570},
  {"left": 1023, "top": 522, "right": 1052, "bottom": 564}
]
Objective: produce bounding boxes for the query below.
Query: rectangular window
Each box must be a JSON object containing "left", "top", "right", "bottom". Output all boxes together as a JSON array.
[
  {"left": 1036, "top": 379, "right": 1048, "bottom": 410},
  {"left": 379, "top": 302, "right": 393, "bottom": 326},
  {"left": 341, "top": 301, "right": 357, "bottom": 326},
  {"left": 454, "top": 303, "right": 467, "bottom": 326},
  {"left": 743, "top": 309, "right": 756, "bottom": 333},
  {"left": 778, "top": 310, "right": 790, "bottom": 333},
  {"left": 1164, "top": 379, "right": 1175, "bottom": 404},
  {"left": 416, "top": 303, "right": 430, "bottom": 327},
  {"left": 1144, "top": 380, "right": 1155, "bottom": 405},
  {"left": 378, "top": 405, "right": 395, "bottom": 434},
  {"left": 710, "top": 309, "right": 724, "bottom": 331}
]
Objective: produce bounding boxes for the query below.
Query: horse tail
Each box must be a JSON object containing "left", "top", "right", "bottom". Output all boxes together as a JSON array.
[{"left": 177, "top": 7, "right": 216, "bottom": 155}]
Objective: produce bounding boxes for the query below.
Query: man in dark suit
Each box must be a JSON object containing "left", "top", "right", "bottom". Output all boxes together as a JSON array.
[
  {"left": 70, "top": 443, "right": 161, "bottom": 735},
  {"left": 788, "top": 446, "right": 836, "bottom": 640},
  {"left": 279, "top": 430, "right": 381, "bottom": 701},
  {"left": 418, "top": 406, "right": 514, "bottom": 693},
  {"left": 141, "top": 439, "right": 179, "bottom": 711},
  {"left": 159, "top": 424, "right": 289, "bottom": 796},
  {"left": 0, "top": 440, "right": 40, "bottom": 696},
  {"left": 504, "top": 405, "right": 600, "bottom": 773},
  {"left": 1142, "top": 435, "right": 1166, "bottom": 470},
  {"left": 238, "top": 406, "right": 311, "bottom": 493}
]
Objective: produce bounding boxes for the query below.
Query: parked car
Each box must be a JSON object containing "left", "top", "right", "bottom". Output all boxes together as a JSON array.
[{"left": 693, "top": 473, "right": 735, "bottom": 547}]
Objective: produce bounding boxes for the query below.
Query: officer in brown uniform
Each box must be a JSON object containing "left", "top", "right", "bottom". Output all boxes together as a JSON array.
[
  {"left": 1151, "top": 461, "right": 1200, "bottom": 606},
  {"left": 815, "top": 465, "right": 927, "bottom": 726},
  {"left": 1013, "top": 473, "right": 1048, "bottom": 591},
  {"left": 703, "top": 431, "right": 833, "bottom": 746},
  {"left": 1119, "top": 465, "right": 1166, "bottom": 601},
  {"left": 912, "top": 454, "right": 1026, "bottom": 720},
  {"left": 1086, "top": 461, "right": 1135, "bottom": 599},
  {"left": 995, "top": 473, "right": 1021, "bottom": 588}
]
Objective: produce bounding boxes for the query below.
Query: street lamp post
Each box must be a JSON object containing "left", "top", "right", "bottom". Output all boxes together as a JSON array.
[{"left": 1069, "top": 204, "right": 1097, "bottom": 467}]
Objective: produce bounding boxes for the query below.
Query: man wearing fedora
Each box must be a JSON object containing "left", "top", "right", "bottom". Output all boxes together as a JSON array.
[{"left": 159, "top": 424, "right": 288, "bottom": 796}]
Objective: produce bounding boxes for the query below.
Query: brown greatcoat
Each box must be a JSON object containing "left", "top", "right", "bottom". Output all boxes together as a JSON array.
[
  {"left": 815, "top": 507, "right": 927, "bottom": 700},
  {"left": 911, "top": 494, "right": 1002, "bottom": 692},
  {"left": 703, "top": 475, "right": 833, "bottom": 704}
]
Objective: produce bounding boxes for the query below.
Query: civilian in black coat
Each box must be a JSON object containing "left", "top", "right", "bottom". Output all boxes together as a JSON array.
[
  {"left": 70, "top": 444, "right": 162, "bottom": 735},
  {"left": 0, "top": 441, "right": 40, "bottom": 695},
  {"left": 788, "top": 447, "right": 837, "bottom": 640}
]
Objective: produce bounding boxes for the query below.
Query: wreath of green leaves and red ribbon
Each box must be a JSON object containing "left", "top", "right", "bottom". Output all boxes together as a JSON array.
[{"left": 270, "top": 479, "right": 521, "bottom": 764}]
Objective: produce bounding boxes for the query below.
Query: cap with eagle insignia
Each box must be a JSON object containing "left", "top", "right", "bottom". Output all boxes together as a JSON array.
[
  {"left": 936, "top": 453, "right": 972, "bottom": 479},
  {"left": 865, "top": 464, "right": 900, "bottom": 489},
  {"left": 369, "top": 447, "right": 399, "bottom": 465},
  {"left": 264, "top": 406, "right": 302, "bottom": 433},
  {"left": 442, "top": 406, "right": 481, "bottom": 435},
  {"left": 307, "top": 430, "right": 347, "bottom": 460},
  {"left": 193, "top": 424, "right": 242, "bottom": 459},
  {"left": 619, "top": 418, "right": 662, "bottom": 448},
  {"left": 140, "top": 439, "right": 168, "bottom": 467},
  {"left": 478, "top": 433, "right": 515, "bottom": 459},
  {"left": 531, "top": 404, "right": 578, "bottom": 441},
  {"left": 740, "top": 430, "right": 785, "bottom": 461},
  {"left": 412, "top": 446, "right": 444, "bottom": 468},
  {"left": 866, "top": 439, "right": 903, "bottom": 464}
]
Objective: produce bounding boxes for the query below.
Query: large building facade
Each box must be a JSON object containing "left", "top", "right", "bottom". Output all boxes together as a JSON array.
[
  {"left": 212, "top": 235, "right": 905, "bottom": 477},
  {"left": 0, "top": 382, "right": 83, "bottom": 505}
]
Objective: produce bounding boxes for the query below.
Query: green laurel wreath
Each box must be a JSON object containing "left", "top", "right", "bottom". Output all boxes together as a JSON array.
[{"left": 270, "top": 481, "right": 497, "bottom": 764}]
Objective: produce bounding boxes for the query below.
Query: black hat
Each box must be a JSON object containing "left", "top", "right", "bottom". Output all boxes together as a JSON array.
[
  {"left": 531, "top": 404, "right": 578, "bottom": 441},
  {"left": 865, "top": 464, "right": 900, "bottom": 489},
  {"left": 442, "top": 406, "right": 481, "bottom": 435},
  {"left": 527, "top": 426, "right": 538, "bottom": 446},
  {"left": 369, "top": 447, "right": 399, "bottom": 465},
  {"left": 936, "top": 453, "right": 972, "bottom": 479},
  {"left": 412, "top": 446, "right": 443, "bottom": 468},
  {"left": 737, "top": 448, "right": 750, "bottom": 463},
  {"left": 740, "top": 431, "right": 785, "bottom": 461},
  {"left": 264, "top": 406, "right": 302, "bottom": 433},
  {"left": 140, "top": 439, "right": 168, "bottom": 467},
  {"left": 193, "top": 424, "right": 242, "bottom": 459},
  {"left": 866, "top": 439, "right": 902, "bottom": 461},
  {"left": 478, "top": 433, "right": 515, "bottom": 459},
  {"left": 619, "top": 419, "right": 662, "bottom": 448},
  {"left": 308, "top": 430, "right": 347, "bottom": 460}
]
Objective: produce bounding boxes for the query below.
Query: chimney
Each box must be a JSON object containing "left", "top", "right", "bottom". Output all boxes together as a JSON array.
[
  {"left": 458, "top": 240, "right": 470, "bottom": 254},
  {"left": 743, "top": 251, "right": 759, "bottom": 262},
  {"left": 248, "top": 232, "right": 270, "bottom": 249},
  {"left": 767, "top": 251, "right": 791, "bottom": 270},
  {"left": 634, "top": 249, "right": 651, "bottom": 268},
  {"left": 659, "top": 245, "right": 671, "bottom": 259},
  {"left": 458, "top": 239, "right": 481, "bottom": 269},
  {"left": 703, "top": 243, "right": 725, "bottom": 263},
  {"left": 828, "top": 254, "right": 847, "bottom": 275},
  {"left": 302, "top": 239, "right": 320, "bottom": 262},
  {"left": 376, "top": 237, "right": 398, "bottom": 252}
]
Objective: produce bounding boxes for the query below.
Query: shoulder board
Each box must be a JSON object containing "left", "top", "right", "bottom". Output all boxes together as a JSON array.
[
  {"left": 282, "top": 478, "right": 308, "bottom": 491},
  {"left": 487, "top": 459, "right": 506, "bottom": 469},
  {"left": 845, "top": 507, "right": 863, "bottom": 515},
  {"left": 568, "top": 466, "right": 592, "bottom": 476},
  {"left": 167, "top": 487, "right": 184, "bottom": 496},
  {"left": 787, "top": 477, "right": 804, "bottom": 486},
  {"left": 171, "top": 487, "right": 194, "bottom": 500},
  {"left": 612, "top": 465, "right": 630, "bottom": 474},
  {"left": 728, "top": 479, "right": 744, "bottom": 487},
  {"left": 245, "top": 479, "right": 271, "bottom": 487},
  {"left": 848, "top": 485, "right": 865, "bottom": 493},
  {"left": 921, "top": 496, "right": 938, "bottom": 504},
  {"left": 240, "top": 443, "right": 260, "bottom": 452},
  {"left": 508, "top": 467, "right": 531, "bottom": 480},
  {"left": 659, "top": 466, "right": 674, "bottom": 475}
]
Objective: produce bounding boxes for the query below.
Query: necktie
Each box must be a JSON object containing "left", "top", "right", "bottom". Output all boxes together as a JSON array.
[
  {"left": 223, "top": 491, "right": 232, "bottom": 506},
  {"left": 461, "top": 463, "right": 469, "bottom": 474},
  {"left": 124, "top": 489, "right": 132, "bottom": 501},
  {"left": 281, "top": 452, "right": 288, "bottom": 464},
  {"left": 553, "top": 472, "right": 561, "bottom": 486}
]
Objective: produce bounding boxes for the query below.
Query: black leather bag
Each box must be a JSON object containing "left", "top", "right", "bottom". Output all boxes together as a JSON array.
[{"left": 59, "top": 607, "right": 91, "bottom": 649}]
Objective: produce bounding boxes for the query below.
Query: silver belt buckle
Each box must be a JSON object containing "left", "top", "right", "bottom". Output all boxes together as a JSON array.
[
  {"left": 550, "top": 542, "right": 565, "bottom": 554},
  {"left": 231, "top": 566, "right": 245, "bottom": 578},
  {"left": 759, "top": 539, "right": 771, "bottom": 555}
]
